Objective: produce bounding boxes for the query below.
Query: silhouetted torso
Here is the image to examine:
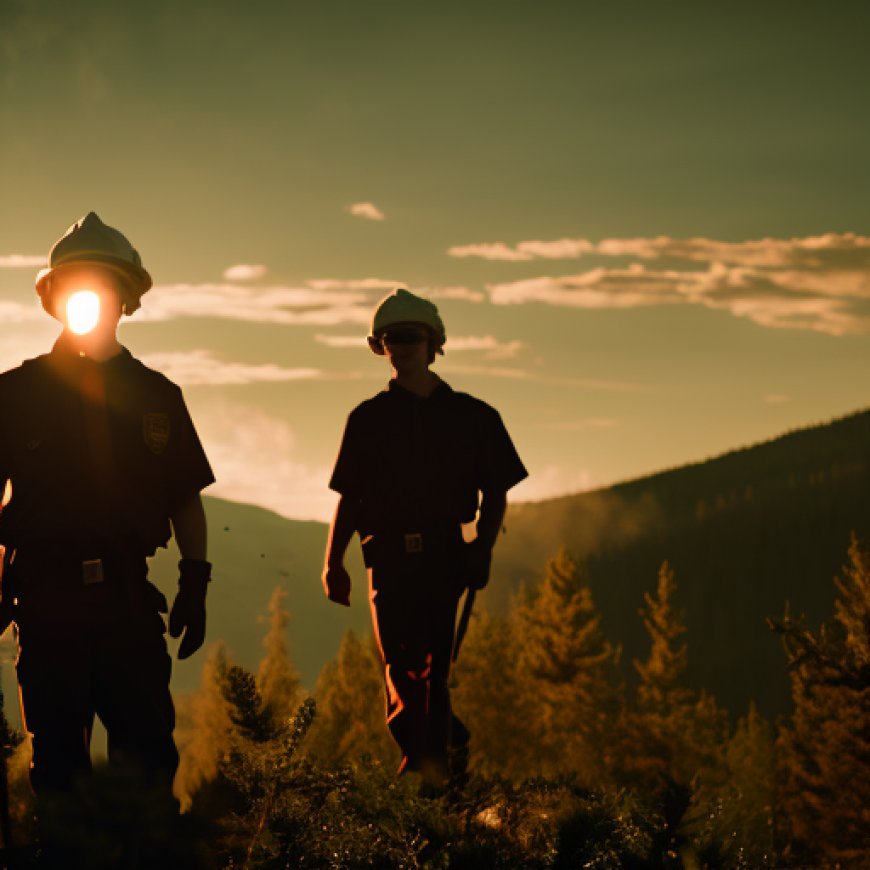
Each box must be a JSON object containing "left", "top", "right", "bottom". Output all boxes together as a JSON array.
[
  {"left": 329, "top": 380, "right": 526, "bottom": 533},
  {"left": 0, "top": 336, "right": 214, "bottom": 556}
]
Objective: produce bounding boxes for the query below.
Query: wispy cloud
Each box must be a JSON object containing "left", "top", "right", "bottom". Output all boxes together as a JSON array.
[
  {"left": 195, "top": 403, "right": 336, "bottom": 521},
  {"left": 486, "top": 259, "right": 870, "bottom": 336},
  {"left": 447, "top": 242, "right": 535, "bottom": 261},
  {"left": 314, "top": 334, "right": 366, "bottom": 349},
  {"left": 306, "top": 277, "right": 398, "bottom": 292},
  {"left": 445, "top": 335, "right": 524, "bottom": 359},
  {"left": 125, "top": 278, "right": 481, "bottom": 328},
  {"left": 438, "top": 363, "right": 645, "bottom": 392},
  {"left": 306, "top": 280, "right": 483, "bottom": 303},
  {"left": 764, "top": 394, "right": 790, "bottom": 404},
  {"left": 449, "top": 232, "right": 870, "bottom": 267},
  {"left": 0, "top": 300, "right": 44, "bottom": 324},
  {"left": 347, "top": 202, "right": 385, "bottom": 221},
  {"left": 418, "top": 286, "right": 485, "bottom": 302},
  {"left": 222, "top": 264, "right": 268, "bottom": 281},
  {"left": 139, "top": 350, "right": 322, "bottom": 386},
  {"left": 135, "top": 283, "right": 372, "bottom": 326},
  {"left": 315, "top": 332, "right": 524, "bottom": 360},
  {"left": 488, "top": 265, "right": 688, "bottom": 309},
  {"left": 0, "top": 255, "right": 44, "bottom": 268},
  {"left": 451, "top": 232, "right": 870, "bottom": 334}
]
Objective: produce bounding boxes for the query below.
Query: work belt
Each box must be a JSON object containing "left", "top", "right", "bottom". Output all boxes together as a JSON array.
[
  {"left": 360, "top": 524, "right": 464, "bottom": 567},
  {"left": 7, "top": 547, "right": 147, "bottom": 589}
]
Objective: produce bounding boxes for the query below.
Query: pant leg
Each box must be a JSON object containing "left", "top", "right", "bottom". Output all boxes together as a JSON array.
[
  {"left": 16, "top": 610, "right": 94, "bottom": 796},
  {"left": 369, "top": 557, "right": 463, "bottom": 771},
  {"left": 92, "top": 598, "right": 179, "bottom": 791}
]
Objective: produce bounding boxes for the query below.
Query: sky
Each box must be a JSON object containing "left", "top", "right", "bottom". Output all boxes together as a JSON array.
[{"left": 1, "top": 0, "right": 869, "bottom": 521}]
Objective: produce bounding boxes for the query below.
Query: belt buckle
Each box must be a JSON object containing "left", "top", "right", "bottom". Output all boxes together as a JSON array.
[
  {"left": 404, "top": 533, "right": 423, "bottom": 554},
  {"left": 82, "top": 559, "right": 104, "bottom": 585}
]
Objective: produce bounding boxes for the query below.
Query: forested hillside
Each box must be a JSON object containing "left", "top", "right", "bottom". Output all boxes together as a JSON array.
[
  {"left": 32, "top": 406, "right": 864, "bottom": 711},
  {"left": 492, "top": 408, "right": 870, "bottom": 716}
]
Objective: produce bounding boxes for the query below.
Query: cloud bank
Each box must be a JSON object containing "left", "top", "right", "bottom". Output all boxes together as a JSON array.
[
  {"left": 137, "top": 283, "right": 372, "bottom": 326},
  {"left": 457, "top": 232, "right": 870, "bottom": 336},
  {"left": 139, "top": 350, "right": 322, "bottom": 386},
  {"left": 449, "top": 232, "right": 870, "bottom": 267},
  {"left": 0, "top": 255, "right": 44, "bottom": 268}
]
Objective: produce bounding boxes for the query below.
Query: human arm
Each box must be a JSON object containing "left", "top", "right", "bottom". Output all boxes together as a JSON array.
[
  {"left": 321, "top": 494, "right": 360, "bottom": 607},
  {"left": 168, "top": 493, "right": 210, "bottom": 659},
  {"left": 464, "top": 489, "right": 507, "bottom": 590},
  {"left": 170, "top": 492, "right": 208, "bottom": 560}
]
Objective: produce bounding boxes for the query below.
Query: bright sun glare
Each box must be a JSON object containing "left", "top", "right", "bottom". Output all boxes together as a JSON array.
[{"left": 66, "top": 290, "right": 101, "bottom": 335}]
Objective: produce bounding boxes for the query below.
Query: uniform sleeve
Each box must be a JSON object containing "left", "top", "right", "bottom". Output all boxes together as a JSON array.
[
  {"left": 165, "top": 386, "right": 215, "bottom": 511},
  {"left": 328, "top": 410, "right": 363, "bottom": 497},
  {"left": 477, "top": 405, "right": 528, "bottom": 493}
]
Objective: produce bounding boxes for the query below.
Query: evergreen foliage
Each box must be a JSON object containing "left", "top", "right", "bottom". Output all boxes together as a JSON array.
[
  {"left": 687, "top": 703, "right": 777, "bottom": 868},
  {"left": 619, "top": 562, "right": 727, "bottom": 796},
  {"left": 175, "top": 645, "right": 234, "bottom": 811},
  {"left": 452, "top": 609, "right": 538, "bottom": 779},
  {"left": 512, "top": 548, "right": 622, "bottom": 781},
  {"left": 634, "top": 562, "right": 689, "bottom": 712},
  {"left": 11, "top": 532, "right": 870, "bottom": 864},
  {"left": 256, "top": 587, "right": 302, "bottom": 724},
  {"left": 494, "top": 409, "right": 870, "bottom": 717},
  {"left": 305, "top": 629, "right": 395, "bottom": 767},
  {"left": 771, "top": 534, "right": 870, "bottom": 865}
]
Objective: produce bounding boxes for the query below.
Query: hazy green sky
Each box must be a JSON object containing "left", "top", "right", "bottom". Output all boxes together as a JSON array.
[{"left": 2, "top": 0, "right": 869, "bottom": 519}]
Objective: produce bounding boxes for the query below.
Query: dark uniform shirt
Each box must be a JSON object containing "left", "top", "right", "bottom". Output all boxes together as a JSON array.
[
  {"left": 0, "top": 337, "right": 214, "bottom": 556},
  {"left": 329, "top": 379, "right": 527, "bottom": 533}
]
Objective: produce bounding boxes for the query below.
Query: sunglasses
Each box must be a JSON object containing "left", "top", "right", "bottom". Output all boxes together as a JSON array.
[{"left": 368, "top": 328, "right": 429, "bottom": 354}]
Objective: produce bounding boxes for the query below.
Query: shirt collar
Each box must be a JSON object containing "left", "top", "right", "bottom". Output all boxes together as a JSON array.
[
  {"left": 50, "top": 334, "right": 133, "bottom": 370},
  {"left": 387, "top": 378, "right": 453, "bottom": 401}
]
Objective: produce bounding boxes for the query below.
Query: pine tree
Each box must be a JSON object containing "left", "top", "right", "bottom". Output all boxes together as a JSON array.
[
  {"left": 175, "top": 590, "right": 302, "bottom": 812},
  {"left": 173, "top": 645, "right": 234, "bottom": 811},
  {"left": 621, "top": 562, "right": 727, "bottom": 796},
  {"left": 772, "top": 535, "right": 870, "bottom": 864},
  {"left": 306, "top": 630, "right": 396, "bottom": 767},
  {"left": 513, "top": 548, "right": 622, "bottom": 782},
  {"left": 635, "top": 561, "right": 689, "bottom": 713},
  {"left": 256, "top": 586, "right": 301, "bottom": 724},
  {"left": 691, "top": 703, "right": 776, "bottom": 867},
  {"left": 452, "top": 609, "right": 539, "bottom": 779}
]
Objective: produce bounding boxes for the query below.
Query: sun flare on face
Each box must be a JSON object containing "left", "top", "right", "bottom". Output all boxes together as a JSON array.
[{"left": 66, "top": 290, "right": 101, "bottom": 335}]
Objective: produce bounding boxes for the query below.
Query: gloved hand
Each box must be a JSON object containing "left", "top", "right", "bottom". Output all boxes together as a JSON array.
[
  {"left": 463, "top": 539, "right": 493, "bottom": 591},
  {"left": 322, "top": 563, "right": 351, "bottom": 607},
  {"left": 169, "top": 558, "right": 211, "bottom": 659}
]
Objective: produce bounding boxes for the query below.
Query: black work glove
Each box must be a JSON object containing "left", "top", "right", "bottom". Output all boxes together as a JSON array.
[
  {"left": 169, "top": 558, "right": 211, "bottom": 659},
  {"left": 463, "top": 539, "right": 493, "bottom": 591}
]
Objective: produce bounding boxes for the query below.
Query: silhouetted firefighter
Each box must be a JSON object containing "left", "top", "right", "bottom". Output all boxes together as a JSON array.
[
  {"left": 0, "top": 213, "right": 215, "bottom": 863},
  {"left": 322, "top": 289, "right": 527, "bottom": 791}
]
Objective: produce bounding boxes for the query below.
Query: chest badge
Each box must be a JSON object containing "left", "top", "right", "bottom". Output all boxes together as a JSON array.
[{"left": 143, "top": 413, "right": 171, "bottom": 454}]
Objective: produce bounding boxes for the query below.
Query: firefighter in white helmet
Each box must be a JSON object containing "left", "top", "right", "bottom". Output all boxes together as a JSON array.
[
  {"left": 322, "top": 288, "right": 527, "bottom": 791},
  {"left": 0, "top": 212, "right": 214, "bottom": 858}
]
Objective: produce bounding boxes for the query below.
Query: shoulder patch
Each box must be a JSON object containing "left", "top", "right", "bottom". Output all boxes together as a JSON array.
[{"left": 143, "top": 412, "right": 171, "bottom": 454}]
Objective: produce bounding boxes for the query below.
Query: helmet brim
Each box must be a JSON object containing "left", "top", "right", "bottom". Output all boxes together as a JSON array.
[{"left": 35, "top": 258, "right": 152, "bottom": 318}]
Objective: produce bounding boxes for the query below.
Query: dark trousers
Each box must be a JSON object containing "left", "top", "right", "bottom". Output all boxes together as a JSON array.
[
  {"left": 368, "top": 548, "right": 468, "bottom": 773},
  {"left": 12, "top": 559, "right": 178, "bottom": 798}
]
